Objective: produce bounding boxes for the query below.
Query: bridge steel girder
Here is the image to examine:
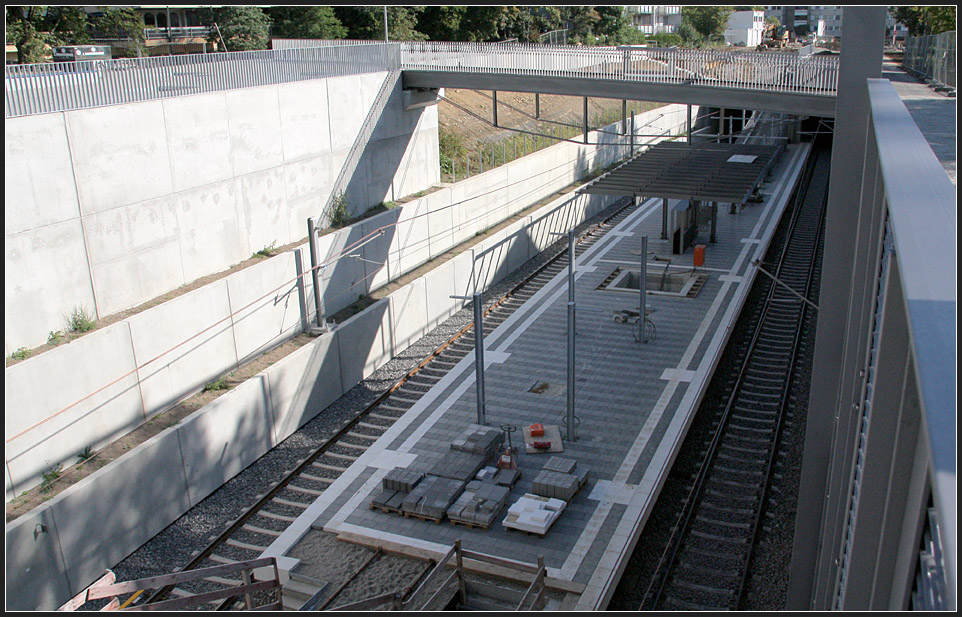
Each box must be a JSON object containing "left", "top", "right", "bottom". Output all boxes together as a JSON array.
[{"left": 402, "top": 70, "right": 836, "bottom": 118}]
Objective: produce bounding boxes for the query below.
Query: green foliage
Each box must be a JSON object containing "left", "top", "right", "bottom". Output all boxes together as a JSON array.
[
  {"left": 653, "top": 32, "right": 684, "bottom": 48},
  {"left": 77, "top": 446, "right": 94, "bottom": 464},
  {"left": 48, "top": 330, "right": 63, "bottom": 345},
  {"left": 11, "top": 347, "right": 30, "bottom": 360},
  {"left": 327, "top": 192, "right": 351, "bottom": 228},
  {"left": 439, "top": 130, "right": 466, "bottom": 177},
  {"left": 681, "top": 6, "right": 734, "bottom": 40},
  {"left": 890, "top": 6, "right": 957, "bottom": 37},
  {"left": 93, "top": 7, "right": 145, "bottom": 55},
  {"left": 204, "top": 376, "right": 230, "bottom": 392},
  {"left": 68, "top": 306, "right": 96, "bottom": 333},
  {"left": 40, "top": 463, "right": 63, "bottom": 493},
  {"left": 197, "top": 6, "right": 271, "bottom": 51},
  {"left": 677, "top": 21, "right": 706, "bottom": 48},
  {"left": 334, "top": 6, "right": 426, "bottom": 41},
  {"left": 6, "top": 5, "right": 92, "bottom": 64},
  {"left": 265, "top": 6, "right": 346, "bottom": 40},
  {"left": 253, "top": 241, "right": 277, "bottom": 259}
]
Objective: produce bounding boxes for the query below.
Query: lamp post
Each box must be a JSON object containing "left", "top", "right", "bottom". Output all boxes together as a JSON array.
[{"left": 451, "top": 293, "right": 486, "bottom": 425}]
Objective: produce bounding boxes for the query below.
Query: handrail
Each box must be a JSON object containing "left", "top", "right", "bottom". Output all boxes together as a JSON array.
[{"left": 865, "top": 78, "right": 955, "bottom": 606}]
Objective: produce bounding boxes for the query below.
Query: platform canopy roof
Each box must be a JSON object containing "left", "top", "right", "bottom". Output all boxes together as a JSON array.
[{"left": 579, "top": 141, "right": 784, "bottom": 204}]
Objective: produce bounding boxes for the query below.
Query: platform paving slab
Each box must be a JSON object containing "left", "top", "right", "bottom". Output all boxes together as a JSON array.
[{"left": 257, "top": 143, "right": 813, "bottom": 609}]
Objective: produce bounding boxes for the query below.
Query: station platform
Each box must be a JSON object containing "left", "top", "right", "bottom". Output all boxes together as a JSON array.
[{"left": 259, "top": 141, "right": 813, "bottom": 610}]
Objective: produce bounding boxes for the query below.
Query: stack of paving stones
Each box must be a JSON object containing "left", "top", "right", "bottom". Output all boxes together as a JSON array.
[
  {"left": 446, "top": 479, "right": 511, "bottom": 529},
  {"left": 431, "top": 424, "right": 505, "bottom": 483},
  {"left": 532, "top": 457, "right": 589, "bottom": 502},
  {"left": 401, "top": 474, "right": 466, "bottom": 522},
  {"left": 369, "top": 467, "right": 425, "bottom": 514}
]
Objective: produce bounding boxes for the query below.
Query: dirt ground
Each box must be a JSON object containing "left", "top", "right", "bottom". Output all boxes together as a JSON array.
[{"left": 5, "top": 88, "right": 662, "bottom": 521}]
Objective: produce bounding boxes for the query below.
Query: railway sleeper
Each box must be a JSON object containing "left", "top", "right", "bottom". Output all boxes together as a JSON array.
[
  {"left": 669, "top": 576, "right": 736, "bottom": 598},
  {"left": 694, "top": 514, "right": 753, "bottom": 530},
  {"left": 226, "top": 538, "right": 270, "bottom": 552}
]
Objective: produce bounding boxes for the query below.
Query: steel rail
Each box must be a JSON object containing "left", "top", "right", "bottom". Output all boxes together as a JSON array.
[
  {"left": 641, "top": 140, "right": 828, "bottom": 610},
  {"left": 134, "top": 195, "right": 639, "bottom": 609}
]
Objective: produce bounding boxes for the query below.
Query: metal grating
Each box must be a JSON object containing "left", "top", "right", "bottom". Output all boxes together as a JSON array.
[{"left": 578, "top": 141, "right": 784, "bottom": 204}]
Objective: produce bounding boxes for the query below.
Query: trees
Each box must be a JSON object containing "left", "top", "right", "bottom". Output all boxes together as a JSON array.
[
  {"left": 264, "top": 6, "right": 346, "bottom": 41},
  {"left": 6, "top": 6, "right": 91, "bottom": 63},
  {"left": 334, "top": 6, "right": 426, "bottom": 41},
  {"left": 890, "top": 6, "right": 956, "bottom": 37},
  {"left": 94, "top": 7, "right": 146, "bottom": 57},
  {"left": 197, "top": 6, "right": 271, "bottom": 52},
  {"left": 681, "top": 5, "right": 734, "bottom": 45}
]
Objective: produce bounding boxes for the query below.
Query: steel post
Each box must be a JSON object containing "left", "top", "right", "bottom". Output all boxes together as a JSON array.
[
  {"left": 307, "top": 217, "right": 323, "bottom": 327},
  {"left": 473, "top": 293, "right": 486, "bottom": 425},
  {"left": 640, "top": 235, "right": 647, "bottom": 342},
  {"left": 566, "top": 301, "right": 576, "bottom": 441}
]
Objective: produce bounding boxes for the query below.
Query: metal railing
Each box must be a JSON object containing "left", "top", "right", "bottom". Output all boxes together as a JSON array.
[
  {"left": 5, "top": 39, "right": 839, "bottom": 118},
  {"left": 825, "top": 78, "right": 956, "bottom": 610},
  {"left": 902, "top": 31, "right": 956, "bottom": 90},
  {"left": 4, "top": 43, "right": 400, "bottom": 118},
  {"left": 399, "top": 41, "right": 839, "bottom": 96}
]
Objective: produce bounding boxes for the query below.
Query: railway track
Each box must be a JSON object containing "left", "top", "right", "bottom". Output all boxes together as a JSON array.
[
  {"left": 133, "top": 196, "right": 641, "bottom": 609},
  {"left": 639, "top": 141, "right": 830, "bottom": 611}
]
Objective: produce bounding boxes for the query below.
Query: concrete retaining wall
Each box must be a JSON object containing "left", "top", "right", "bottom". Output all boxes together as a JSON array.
[
  {"left": 5, "top": 104, "right": 698, "bottom": 503},
  {"left": 4, "top": 160, "right": 624, "bottom": 610},
  {"left": 4, "top": 71, "right": 440, "bottom": 354}
]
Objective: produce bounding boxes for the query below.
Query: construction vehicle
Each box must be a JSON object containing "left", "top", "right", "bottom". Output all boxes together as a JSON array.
[{"left": 757, "top": 23, "right": 789, "bottom": 50}]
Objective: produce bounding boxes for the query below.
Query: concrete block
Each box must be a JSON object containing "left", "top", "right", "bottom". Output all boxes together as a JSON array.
[
  {"left": 226, "top": 251, "right": 303, "bottom": 364},
  {"left": 128, "top": 280, "right": 238, "bottom": 415},
  {"left": 225, "top": 85, "right": 284, "bottom": 177},
  {"left": 421, "top": 258, "right": 457, "bottom": 331},
  {"left": 83, "top": 194, "right": 184, "bottom": 316},
  {"left": 266, "top": 330, "right": 343, "bottom": 443},
  {"left": 173, "top": 179, "right": 243, "bottom": 283},
  {"left": 4, "top": 113, "right": 79, "bottom": 234},
  {"left": 47, "top": 427, "right": 190, "bottom": 605},
  {"left": 4, "top": 506, "right": 71, "bottom": 610},
  {"left": 176, "top": 375, "right": 274, "bottom": 506},
  {"left": 235, "top": 167, "right": 291, "bottom": 257},
  {"left": 277, "top": 79, "right": 332, "bottom": 160},
  {"left": 388, "top": 276, "right": 428, "bottom": 352},
  {"left": 335, "top": 299, "right": 393, "bottom": 391},
  {"left": 4, "top": 218, "right": 96, "bottom": 352},
  {"left": 388, "top": 199, "right": 431, "bottom": 276},
  {"left": 317, "top": 225, "right": 373, "bottom": 318},
  {"left": 359, "top": 209, "right": 398, "bottom": 291},
  {"left": 65, "top": 101, "right": 173, "bottom": 215},
  {"left": 425, "top": 188, "right": 454, "bottom": 259},
  {"left": 4, "top": 322, "right": 143, "bottom": 497},
  {"left": 162, "top": 91, "right": 233, "bottom": 193}
]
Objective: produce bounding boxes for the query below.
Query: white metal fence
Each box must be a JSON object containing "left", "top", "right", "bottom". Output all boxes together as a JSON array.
[
  {"left": 902, "top": 31, "right": 956, "bottom": 90},
  {"left": 4, "top": 43, "right": 400, "bottom": 118},
  {"left": 400, "top": 41, "right": 839, "bottom": 96},
  {"left": 6, "top": 40, "right": 839, "bottom": 118}
]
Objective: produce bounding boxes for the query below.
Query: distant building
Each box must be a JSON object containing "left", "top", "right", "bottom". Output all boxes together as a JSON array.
[
  {"left": 725, "top": 10, "right": 766, "bottom": 47},
  {"left": 623, "top": 6, "right": 683, "bottom": 35}
]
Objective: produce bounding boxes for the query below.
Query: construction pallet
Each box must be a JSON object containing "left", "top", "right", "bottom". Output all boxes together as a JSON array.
[
  {"left": 401, "top": 511, "right": 444, "bottom": 524},
  {"left": 448, "top": 518, "right": 493, "bottom": 531}
]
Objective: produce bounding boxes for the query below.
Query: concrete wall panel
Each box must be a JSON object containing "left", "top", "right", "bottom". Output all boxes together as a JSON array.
[
  {"left": 128, "top": 280, "right": 238, "bottom": 414},
  {"left": 227, "top": 251, "right": 303, "bottom": 364},
  {"left": 83, "top": 194, "right": 184, "bottom": 316},
  {"left": 277, "top": 79, "right": 332, "bottom": 160},
  {"left": 65, "top": 102, "right": 173, "bottom": 215},
  {"left": 173, "top": 179, "right": 243, "bottom": 283},
  {"left": 421, "top": 258, "right": 457, "bottom": 331},
  {"left": 317, "top": 224, "right": 371, "bottom": 318},
  {"left": 388, "top": 277, "right": 429, "bottom": 353},
  {"left": 5, "top": 507, "right": 71, "bottom": 610},
  {"left": 4, "top": 113, "right": 79, "bottom": 234},
  {"left": 358, "top": 212, "right": 397, "bottom": 292},
  {"left": 4, "top": 218, "right": 96, "bottom": 355},
  {"left": 335, "top": 299, "right": 393, "bottom": 391},
  {"left": 283, "top": 156, "right": 334, "bottom": 242},
  {"left": 389, "top": 198, "right": 431, "bottom": 276},
  {"left": 4, "top": 323, "right": 143, "bottom": 498},
  {"left": 266, "top": 331, "right": 343, "bottom": 443},
  {"left": 425, "top": 188, "right": 454, "bottom": 259},
  {"left": 162, "top": 92, "right": 233, "bottom": 193},
  {"left": 225, "top": 86, "right": 284, "bottom": 177},
  {"left": 47, "top": 428, "right": 190, "bottom": 601},
  {"left": 326, "top": 74, "right": 373, "bottom": 152},
  {"left": 236, "top": 167, "right": 290, "bottom": 257},
  {"left": 177, "top": 376, "right": 273, "bottom": 506}
]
